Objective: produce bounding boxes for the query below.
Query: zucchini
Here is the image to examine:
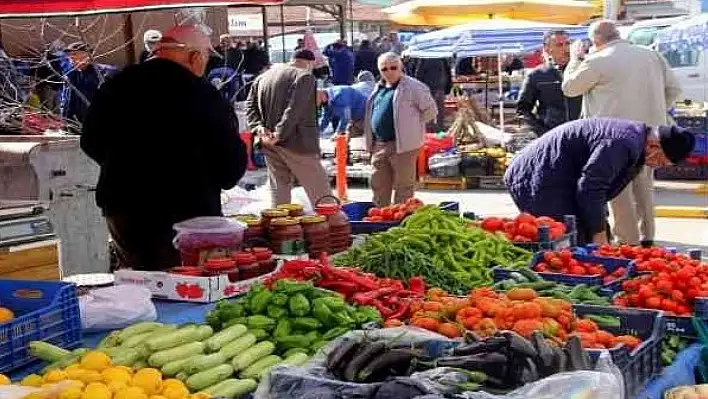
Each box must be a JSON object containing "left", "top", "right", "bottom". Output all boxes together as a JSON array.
[
  {"left": 517, "top": 267, "right": 541, "bottom": 282},
  {"left": 148, "top": 341, "right": 205, "bottom": 368},
  {"left": 195, "top": 325, "right": 214, "bottom": 341},
  {"left": 205, "top": 324, "right": 248, "bottom": 352},
  {"left": 175, "top": 371, "right": 189, "bottom": 382},
  {"left": 281, "top": 352, "right": 309, "bottom": 367},
  {"left": 232, "top": 341, "right": 275, "bottom": 371},
  {"left": 111, "top": 348, "right": 141, "bottom": 366},
  {"left": 145, "top": 325, "right": 199, "bottom": 352},
  {"left": 29, "top": 341, "right": 71, "bottom": 362},
  {"left": 240, "top": 355, "right": 282, "bottom": 379},
  {"left": 132, "top": 360, "right": 148, "bottom": 370},
  {"left": 161, "top": 354, "right": 203, "bottom": 377},
  {"left": 185, "top": 352, "right": 228, "bottom": 375},
  {"left": 116, "top": 322, "right": 163, "bottom": 343},
  {"left": 97, "top": 331, "right": 120, "bottom": 349},
  {"left": 201, "top": 378, "right": 257, "bottom": 398},
  {"left": 119, "top": 332, "right": 153, "bottom": 349},
  {"left": 219, "top": 334, "right": 257, "bottom": 360},
  {"left": 186, "top": 364, "right": 234, "bottom": 391}
]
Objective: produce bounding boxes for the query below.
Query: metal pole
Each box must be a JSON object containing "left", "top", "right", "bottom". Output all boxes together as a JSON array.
[
  {"left": 261, "top": 5, "right": 269, "bottom": 58},
  {"left": 497, "top": 47, "right": 504, "bottom": 133},
  {"left": 280, "top": 4, "right": 286, "bottom": 62},
  {"left": 349, "top": 0, "right": 354, "bottom": 45},
  {"left": 339, "top": 4, "right": 345, "bottom": 41}
]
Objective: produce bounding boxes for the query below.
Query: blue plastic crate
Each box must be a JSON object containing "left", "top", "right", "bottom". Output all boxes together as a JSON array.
[
  {"left": 575, "top": 304, "right": 665, "bottom": 399},
  {"left": 693, "top": 133, "right": 708, "bottom": 157},
  {"left": 0, "top": 280, "right": 82, "bottom": 373},
  {"left": 343, "top": 201, "right": 460, "bottom": 235},
  {"left": 675, "top": 115, "right": 708, "bottom": 132}
]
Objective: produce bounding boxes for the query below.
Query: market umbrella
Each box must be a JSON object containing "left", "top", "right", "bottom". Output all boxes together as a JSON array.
[
  {"left": 0, "top": 0, "right": 282, "bottom": 17},
  {"left": 383, "top": 0, "right": 598, "bottom": 26}
]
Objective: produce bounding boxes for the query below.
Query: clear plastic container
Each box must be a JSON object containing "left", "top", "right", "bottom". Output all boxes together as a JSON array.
[{"left": 173, "top": 217, "right": 246, "bottom": 266}]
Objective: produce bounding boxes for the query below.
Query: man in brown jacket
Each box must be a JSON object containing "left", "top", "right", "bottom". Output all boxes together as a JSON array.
[{"left": 246, "top": 49, "right": 331, "bottom": 206}]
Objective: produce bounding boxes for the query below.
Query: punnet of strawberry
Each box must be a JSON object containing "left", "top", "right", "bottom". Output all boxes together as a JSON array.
[
  {"left": 480, "top": 213, "right": 567, "bottom": 242},
  {"left": 535, "top": 250, "right": 628, "bottom": 285}
]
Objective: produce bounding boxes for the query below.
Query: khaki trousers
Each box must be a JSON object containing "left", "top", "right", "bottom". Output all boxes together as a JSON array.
[
  {"left": 262, "top": 145, "right": 331, "bottom": 207},
  {"left": 609, "top": 166, "right": 655, "bottom": 245},
  {"left": 371, "top": 141, "right": 418, "bottom": 207}
]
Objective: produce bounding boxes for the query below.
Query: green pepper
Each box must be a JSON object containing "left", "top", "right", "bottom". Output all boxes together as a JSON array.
[
  {"left": 309, "top": 340, "right": 327, "bottom": 353},
  {"left": 276, "top": 334, "right": 312, "bottom": 349},
  {"left": 312, "top": 301, "right": 334, "bottom": 327},
  {"left": 354, "top": 306, "right": 382, "bottom": 324},
  {"left": 317, "top": 296, "right": 346, "bottom": 312},
  {"left": 247, "top": 315, "right": 276, "bottom": 331},
  {"left": 331, "top": 311, "right": 355, "bottom": 327},
  {"left": 274, "top": 280, "right": 313, "bottom": 295},
  {"left": 224, "top": 317, "right": 248, "bottom": 328},
  {"left": 292, "top": 317, "right": 323, "bottom": 331},
  {"left": 308, "top": 287, "right": 341, "bottom": 299},
  {"left": 249, "top": 290, "right": 273, "bottom": 314},
  {"left": 219, "top": 303, "right": 245, "bottom": 322},
  {"left": 267, "top": 305, "right": 288, "bottom": 320},
  {"left": 249, "top": 329, "right": 269, "bottom": 340},
  {"left": 304, "top": 330, "right": 321, "bottom": 342},
  {"left": 283, "top": 348, "right": 309, "bottom": 358},
  {"left": 273, "top": 318, "right": 292, "bottom": 339},
  {"left": 205, "top": 312, "right": 222, "bottom": 330},
  {"left": 271, "top": 293, "right": 289, "bottom": 306},
  {"left": 288, "top": 293, "right": 311, "bottom": 317},
  {"left": 321, "top": 326, "right": 349, "bottom": 341}
]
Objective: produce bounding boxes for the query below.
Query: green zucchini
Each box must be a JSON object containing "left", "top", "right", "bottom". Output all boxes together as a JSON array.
[
  {"left": 240, "top": 355, "right": 282, "bottom": 379},
  {"left": 232, "top": 341, "right": 275, "bottom": 371},
  {"left": 219, "top": 333, "right": 257, "bottom": 360},
  {"left": 185, "top": 352, "right": 228, "bottom": 375},
  {"left": 116, "top": 322, "right": 163, "bottom": 343},
  {"left": 205, "top": 324, "right": 248, "bottom": 352},
  {"left": 144, "top": 325, "right": 199, "bottom": 352},
  {"left": 201, "top": 378, "right": 257, "bottom": 398},
  {"left": 148, "top": 341, "right": 205, "bottom": 367},
  {"left": 161, "top": 354, "right": 203, "bottom": 377},
  {"left": 186, "top": 364, "right": 234, "bottom": 391}
]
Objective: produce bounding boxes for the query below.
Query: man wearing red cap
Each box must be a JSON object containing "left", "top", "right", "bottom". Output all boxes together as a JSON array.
[{"left": 81, "top": 25, "right": 248, "bottom": 270}]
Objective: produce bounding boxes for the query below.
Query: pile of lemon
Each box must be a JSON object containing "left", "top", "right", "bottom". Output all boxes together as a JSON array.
[{"left": 0, "top": 351, "right": 211, "bottom": 399}]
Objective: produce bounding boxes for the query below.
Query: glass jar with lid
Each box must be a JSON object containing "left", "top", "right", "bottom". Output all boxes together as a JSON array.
[
  {"left": 276, "top": 203, "right": 305, "bottom": 217},
  {"left": 314, "top": 195, "right": 351, "bottom": 254},
  {"left": 261, "top": 209, "right": 289, "bottom": 230},
  {"left": 300, "top": 215, "right": 330, "bottom": 257},
  {"left": 269, "top": 217, "right": 305, "bottom": 255}
]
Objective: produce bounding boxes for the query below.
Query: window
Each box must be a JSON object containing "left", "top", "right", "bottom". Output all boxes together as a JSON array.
[
  {"left": 627, "top": 27, "right": 661, "bottom": 46},
  {"left": 662, "top": 48, "right": 701, "bottom": 67}
]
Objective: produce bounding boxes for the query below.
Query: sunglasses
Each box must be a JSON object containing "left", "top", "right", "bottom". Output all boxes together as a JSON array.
[{"left": 380, "top": 66, "right": 398, "bottom": 72}]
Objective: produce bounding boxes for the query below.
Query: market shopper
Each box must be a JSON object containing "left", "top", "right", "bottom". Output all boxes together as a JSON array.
[
  {"left": 81, "top": 24, "right": 248, "bottom": 270},
  {"left": 354, "top": 40, "right": 378, "bottom": 78},
  {"left": 410, "top": 57, "right": 452, "bottom": 132},
  {"left": 562, "top": 20, "right": 682, "bottom": 247},
  {"left": 504, "top": 118, "right": 695, "bottom": 246},
  {"left": 246, "top": 49, "right": 331, "bottom": 207},
  {"left": 516, "top": 30, "right": 582, "bottom": 136},
  {"left": 317, "top": 85, "right": 368, "bottom": 138},
  {"left": 61, "top": 42, "right": 111, "bottom": 129},
  {"left": 365, "top": 52, "right": 437, "bottom": 207},
  {"left": 324, "top": 40, "right": 355, "bottom": 85}
]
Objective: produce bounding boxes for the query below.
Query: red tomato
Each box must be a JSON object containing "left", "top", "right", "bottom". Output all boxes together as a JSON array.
[
  {"left": 612, "top": 267, "right": 626, "bottom": 278},
  {"left": 543, "top": 252, "right": 555, "bottom": 263},
  {"left": 661, "top": 298, "right": 678, "bottom": 313},
  {"left": 535, "top": 216, "right": 556, "bottom": 226},
  {"left": 603, "top": 276, "right": 616, "bottom": 285},
  {"left": 558, "top": 250, "right": 573, "bottom": 264},
  {"left": 370, "top": 216, "right": 384, "bottom": 222},
  {"left": 536, "top": 263, "right": 549, "bottom": 272},
  {"left": 645, "top": 296, "right": 662, "bottom": 309},
  {"left": 504, "top": 222, "right": 517, "bottom": 236},
  {"left": 381, "top": 208, "right": 394, "bottom": 220},
  {"left": 368, "top": 207, "right": 382, "bottom": 217},
  {"left": 481, "top": 217, "right": 505, "bottom": 232},
  {"left": 393, "top": 211, "right": 406, "bottom": 221},
  {"left": 363, "top": 217, "right": 373, "bottom": 222},
  {"left": 569, "top": 266, "right": 586, "bottom": 275},
  {"left": 549, "top": 227, "right": 565, "bottom": 240},
  {"left": 513, "top": 235, "right": 532, "bottom": 242},
  {"left": 549, "top": 257, "right": 564, "bottom": 270},
  {"left": 656, "top": 279, "right": 674, "bottom": 293},
  {"left": 517, "top": 222, "right": 538, "bottom": 240},
  {"left": 515, "top": 212, "right": 537, "bottom": 225}
]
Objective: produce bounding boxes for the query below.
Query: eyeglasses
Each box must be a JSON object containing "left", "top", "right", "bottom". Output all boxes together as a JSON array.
[{"left": 380, "top": 66, "right": 398, "bottom": 72}]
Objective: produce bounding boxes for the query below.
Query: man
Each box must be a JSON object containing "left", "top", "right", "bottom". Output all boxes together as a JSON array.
[
  {"left": 61, "top": 42, "right": 110, "bottom": 129},
  {"left": 294, "top": 38, "right": 305, "bottom": 52},
  {"left": 81, "top": 25, "right": 247, "bottom": 270},
  {"left": 139, "top": 30, "right": 161, "bottom": 63},
  {"left": 244, "top": 40, "right": 269, "bottom": 76},
  {"left": 504, "top": 118, "right": 694, "bottom": 245},
  {"left": 379, "top": 32, "right": 404, "bottom": 54},
  {"left": 354, "top": 40, "right": 378, "bottom": 78},
  {"left": 364, "top": 52, "right": 437, "bottom": 206},
  {"left": 410, "top": 57, "right": 452, "bottom": 132},
  {"left": 353, "top": 70, "right": 376, "bottom": 97},
  {"left": 246, "top": 49, "right": 331, "bottom": 206},
  {"left": 516, "top": 30, "right": 582, "bottom": 136},
  {"left": 562, "top": 20, "right": 682, "bottom": 246},
  {"left": 324, "top": 40, "right": 355, "bottom": 85},
  {"left": 317, "top": 85, "right": 368, "bottom": 138}
]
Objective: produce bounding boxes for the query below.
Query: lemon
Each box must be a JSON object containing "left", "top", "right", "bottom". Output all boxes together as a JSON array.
[
  {"left": 115, "top": 386, "right": 149, "bottom": 399},
  {"left": 107, "top": 380, "right": 128, "bottom": 394},
  {"left": 102, "top": 367, "right": 132, "bottom": 384},
  {"left": 59, "top": 387, "right": 84, "bottom": 399},
  {"left": 162, "top": 385, "right": 189, "bottom": 399},
  {"left": 65, "top": 364, "right": 81, "bottom": 372},
  {"left": 22, "top": 393, "right": 46, "bottom": 399},
  {"left": 81, "top": 352, "right": 112, "bottom": 371},
  {"left": 0, "top": 373, "right": 10, "bottom": 385},
  {"left": 21, "top": 374, "right": 44, "bottom": 387},
  {"left": 150, "top": 396, "right": 168, "bottom": 399},
  {"left": 82, "top": 382, "right": 112, "bottom": 399},
  {"left": 114, "top": 366, "right": 133, "bottom": 375},
  {"left": 132, "top": 368, "right": 163, "bottom": 395},
  {"left": 63, "top": 380, "right": 86, "bottom": 390},
  {"left": 66, "top": 367, "right": 87, "bottom": 381},
  {"left": 161, "top": 379, "right": 187, "bottom": 392},
  {"left": 44, "top": 369, "right": 69, "bottom": 383}
]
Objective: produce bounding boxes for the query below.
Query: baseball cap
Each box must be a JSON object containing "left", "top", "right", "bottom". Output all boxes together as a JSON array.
[
  {"left": 143, "top": 29, "right": 162, "bottom": 43},
  {"left": 154, "top": 24, "right": 219, "bottom": 56},
  {"left": 657, "top": 125, "right": 696, "bottom": 164},
  {"left": 293, "top": 49, "right": 316, "bottom": 61}
]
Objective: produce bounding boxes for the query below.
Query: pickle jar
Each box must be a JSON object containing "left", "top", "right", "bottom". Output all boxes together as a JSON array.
[
  {"left": 276, "top": 203, "right": 305, "bottom": 217},
  {"left": 300, "top": 215, "right": 330, "bottom": 257},
  {"left": 314, "top": 195, "right": 351, "bottom": 254},
  {"left": 260, "top": 209, "right": 289, "bottom": 230},
  {"left": 243, "top": 217, "right": 265, "bottom": 245},
  {"left": 268, "top": 217, "right": 305, "bottom": 255}
]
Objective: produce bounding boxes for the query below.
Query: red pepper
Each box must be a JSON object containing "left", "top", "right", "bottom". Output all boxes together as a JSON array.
[
  {"left": 317, "top": 280, "right": 359, "bottom": 295},
  {"left": 386, "top": 302, "right": 409, "bottom": 321},
  {"left": 408, "top": 276, "right": 426, "bottom": 295},
  {"left": 321, "top": 263, "right": 379, "bottom": 291},
  {"left": 352, "top": 287, "right": 398, "bottom": 305},
  {"left": 371, "top": 299, "right": 394, "bottom": 317},
  {"left": 396, "top": 290, "right": 419, "bottom": 298}
]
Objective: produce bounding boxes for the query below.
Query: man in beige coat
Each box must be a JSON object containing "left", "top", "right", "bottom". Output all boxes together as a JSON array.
[
  {"left": 364, "top": 52, "right": 437, "bottom": 206},
  {"left": 562, "top": 20, "right": 681, "bottom": 246}
]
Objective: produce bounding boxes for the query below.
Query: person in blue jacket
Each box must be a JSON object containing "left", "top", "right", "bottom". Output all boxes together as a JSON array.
[
  {"left": 352, "top": 70, "right": 375, "bottom": 98},
  {"left": 504, "top": 118, "right": 695, "bottom": 245},
  {"left": 324, "top": 40, "right": 355, "bottom": 85},
  {"left": 317, "top": 85, "right": 368, "bottom": 138}
]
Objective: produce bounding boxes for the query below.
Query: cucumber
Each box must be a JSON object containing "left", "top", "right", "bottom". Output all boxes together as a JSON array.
[
  {"left": 97, "top": 331, "right": 121, "bottom": 349},
  {"left": 195, "top": 325, "right": 214, "bottom": 341},
  {"left": 145, "top": 325, "right": 199, "bottom": 352},
  {"left": 119, "top": 332, "right": 154, "bottom": 349},
  {"left": 240, "top": 355, "right": 282, "bottom": 379},
  {"left": 517, "top": 267, "right": 541, "bottom": 282},
  {"left": 281, "top": 352, "right": 309, "bottom": 367},
  {"left": 111, "top": 348, "right": 141, "bottom": 366},
  {"left": 29, "top": 341, "right": 71, "bottom": 362},
  {"left": 132, "top": 360, "right": 148, "bottom": 370},
  {"left": 116, "top": 322, "right": 163, "bottom": 343},
  {"left": 283, "top": 348, "right": 309, "bottom": 359},
  {"left": 232, "top": 341, "right": 275, "bottom": 371},
  {"left": 201, "top": 378, "right": 258, "bottom": 398},
  {"left": 175, "top": 371, "right": 189, "bottom": 382},
  {"left": 41, "top": 351, "right": 84, "bottom": 373},
  {"left": 148, "top": 341, "right": 205, "bottom": 368},
  {"left": 205, "top": 324, "right": 248, "bottom": 352},
  {"left": 185, "top": 352, "right": 228, "bottom": 375},
  {"left": 161, "top": 354, "right": 203, "bottom": 377},
  {"left": 219, "top": 334, "right": 257, "bottom": 360},
  {"left": 186, "top": 364, "right": 234, "bottom": 391}
]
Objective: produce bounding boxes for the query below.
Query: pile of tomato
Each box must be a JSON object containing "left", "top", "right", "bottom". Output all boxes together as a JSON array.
[
  {"left": 535, "top": 250, "right": 628, "bottom": 285},
  {"left": 362, "top": 198, "right": 424, "bottom": 222},
  {"left": 479, "top": 213, "right": 567, "bottom": 242}
]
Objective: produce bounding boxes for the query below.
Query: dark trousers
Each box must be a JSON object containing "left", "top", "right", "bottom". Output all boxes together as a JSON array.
[{"left": 106, "top": 215, "right": 180, "bottom": 271}]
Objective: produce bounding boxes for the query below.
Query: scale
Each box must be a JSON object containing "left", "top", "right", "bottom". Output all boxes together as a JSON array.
[{"left": 0, "top": 200, "right": 55, "bottom": 247}]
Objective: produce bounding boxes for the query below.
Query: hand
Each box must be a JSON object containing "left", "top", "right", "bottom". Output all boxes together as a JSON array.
[
  {"left": 256, "top": 126, "right": 277, "bottom": 146},
  {"left": 570, "top": 40, "right": 588, "bottom": 61}
]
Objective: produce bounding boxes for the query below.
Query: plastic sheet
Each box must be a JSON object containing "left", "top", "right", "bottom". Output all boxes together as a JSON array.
[
  {"left": 638, "top": 344, "right": 704, "bottom": 399},
  {"left": 79, "top": 285, "right": 156, "bottom": 331}
]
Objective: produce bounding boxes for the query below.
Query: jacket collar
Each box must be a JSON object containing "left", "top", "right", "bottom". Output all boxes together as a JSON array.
[{"left": 376, "top": 75, "right": 406, "bottom": 90}]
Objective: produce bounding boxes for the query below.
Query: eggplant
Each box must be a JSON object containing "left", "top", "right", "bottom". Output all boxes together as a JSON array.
[
  {"left": 501, "top": 331, "right": 537, "bottom": 358},
  {"left": 530, "top": 331, "right": 554, "bottom": 377},
  {"left": 343, "top": 341, "right": 387, "bottom": 382},
  {"left": 372, "top": 380, "right": 426, "bottom": 399},
  {"left": 326, "top": 338, "right": 361, "bottom": 376},
  {"left": 464, "top": 331, "right": 482, "bottom": 343},
  {"left": 520, "top": 357, "right": 539, "bottom": 384},
  {"left": 550, "top": 344, "right": 566, "bottom": 374},
  {"left": 356, "top": 349, "right": 415, "bottom": 382},
  {"left": 436, "top": 353, "right": 508, "bottom": 379},
  {"left": 453, "top": 336, "right": 508, "bottom": 356},
  {"left": 565, "top": 335, "right": 591, "bottom": 371}
]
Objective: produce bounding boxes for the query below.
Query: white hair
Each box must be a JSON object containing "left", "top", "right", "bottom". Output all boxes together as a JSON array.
[
  {"left": 589, "top": 20, "right": 621, "bottom": 44},
  {"left": 377, "top": 52, "right": 402, "bottom": 67}
]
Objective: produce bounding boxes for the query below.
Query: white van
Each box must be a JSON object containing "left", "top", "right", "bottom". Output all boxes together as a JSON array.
[
  {"left": 656, "top": 14, "right": 708, "bottom": 103},
  {"left": 624, "top": 16, "right": 690, "bottom": 46}
]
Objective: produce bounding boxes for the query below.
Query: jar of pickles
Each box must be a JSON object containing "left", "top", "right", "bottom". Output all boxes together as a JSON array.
[
  {"left": 203, "top": 258, "right": 239, "bottom": 282},
  {"left": 276, "top": 203, "right": 305, "bottom": 217},
  {"left": 243, "top": 217, "right": 265, "bottom": 245},
  {"left": 269, "top": 217, "right": 305, "bottom": 255},
  {"left": 234, "top": 252, "right": 260, "bottom": 280},
  {"left": 261, "top": 209, "right": 289, "bottom": 230},
  {"left": 300, "top": 215, "right": 330, "bottom": 257},
  {"left": 315, "top": 196, "right": 351, "bottom": 254}
]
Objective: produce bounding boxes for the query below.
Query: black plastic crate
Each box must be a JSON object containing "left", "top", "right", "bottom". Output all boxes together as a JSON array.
[{"left": 675, "top": 115, "right": 708, "bottom": 132}]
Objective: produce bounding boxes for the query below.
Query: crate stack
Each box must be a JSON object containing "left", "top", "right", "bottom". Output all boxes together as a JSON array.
[{"left": 656, "top": 107, "right": 708, "bottom": 180}]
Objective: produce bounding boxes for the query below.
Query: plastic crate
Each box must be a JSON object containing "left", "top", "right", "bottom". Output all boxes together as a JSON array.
[
  {"left": 342, "top": 201, "right": 460, "bottom": 235},
  {"left": 0, "top": 280, "right": 82, "bottom": 373},
  {"left": 693, "top": 133, "right": 708, "bottom": 157},
  {"left": 511, "top": 215, "right": 578, "bottom": 252},
  {"left": 655, "top": 163, "right": 708, "bottom": 180},
  {"left": 574, "top": 304, "right": 665, "bottom": 399},
  {"left": 675, "top": 115, "right": 708, "bottom": 132}
]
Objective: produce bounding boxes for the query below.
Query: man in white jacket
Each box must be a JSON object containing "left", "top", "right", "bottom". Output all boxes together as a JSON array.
[{"left": 562, "top": 20, "right": 682, "bottom": 246}]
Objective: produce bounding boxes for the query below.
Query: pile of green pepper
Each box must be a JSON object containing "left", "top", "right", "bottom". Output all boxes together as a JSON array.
[
  {"left": 334, "top": 206, "right": 532, "bottom": 295},
  {"left": 206, "top": 280, "right": 382, "bottom": 355},
  {"left": 492, "top": 269, "right": 612, "bottom": 306}
]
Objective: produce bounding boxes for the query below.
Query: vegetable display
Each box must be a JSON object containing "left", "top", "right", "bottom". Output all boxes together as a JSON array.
[
  {"left": 662, "top": 335, "right": 690, "bottom": 366},
  {"left": 534, "top": 250, "right": 627, "bottom": 285},
  {"left": 479, "top": 213, "right": 567, "bottom": 242},
  {"left": 492, "top": 269, "right": 612, "bottom": 306},
  {"left": 335, "top": 206, "right": 533, "bottom": 294},
  {"left": 362, "top": 198, "right": 424, "bottom": 222},
  {"left": 613, "top": 271, "right": 705, "bottom": 315}
]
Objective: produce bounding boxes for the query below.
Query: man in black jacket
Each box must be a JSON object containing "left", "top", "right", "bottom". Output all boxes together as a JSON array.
[
  {"left": 516, "top": 30, "right": 582, "bottom": 136},
  {"left": 354, "top": 40, "right": 378, "bottom": 78},
  {"left": 81, "top": 25, "right": 248, "bottom": 270},
  {"left": 411, "top": 57, "right": 452, "bottom": 131}
]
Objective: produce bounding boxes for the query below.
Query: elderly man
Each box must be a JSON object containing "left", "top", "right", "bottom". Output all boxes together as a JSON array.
[
  {"left": 81, "top": 25, "right": 247, "bottom": 270},
  {"left": 364, "top": 52, "right": 437, "bottom": 206},
  {"left": 139, "top": 30, "right": 161, "bottom": 63},
  {"left": 246, "top": 49, "right": 331, "bottom": 206},
  {"left": 504, "top": 118, "right": 694, "bottom": 245},
  {"left": 562, "top": 20, "right": 682, "bottom": 247},
  {"left": 517, "top": 30, "right": 582, "bottom": 136},
  {"left": 61, "top": 42, "right": 111, "bottom": 128}
]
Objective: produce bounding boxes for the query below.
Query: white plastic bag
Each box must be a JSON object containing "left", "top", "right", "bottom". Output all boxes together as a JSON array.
[{"left": 79, "top": 285, "right": 156, "bottom": 331}]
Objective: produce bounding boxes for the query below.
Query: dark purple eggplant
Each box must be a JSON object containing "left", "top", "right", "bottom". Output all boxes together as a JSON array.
[
  {"left": 436, "top": 353, "right": 508, "bottom": 379},
  {"left": 565, "top": 335, "right": 591, "bottom": 371},
  {"left": 530, "top": 331, "right": 554, "bottom": 377},
  {"left": 501, "top": 331, "right": 537, "bottom": 358},
  {"left": 372, "top": 380, "right": 426, "bottom": 399},
  {"left": 453, "top": 336, "right": 508, "bottom": 356},
  {"left": 326, "top": 338, "right": 361, "bottom": 377},
  {"left": 343, "top": 341, "right": 386, "bottom": 382},
  {"left": 520, "top": 357, "right": 539, "bottom": 384},
  {"left": 356, "top": 349, "right": 415, "bottom": 382},
  {"left": 464, "top": 331, "right": 482, "bottom": 343}
]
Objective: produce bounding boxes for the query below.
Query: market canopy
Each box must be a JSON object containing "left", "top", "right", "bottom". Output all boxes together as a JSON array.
[
  {"left": 655, "top": 13, "right": 708, "bottom": 52},
  {"left": 0, "top": 0, "right": 283, "bottom": 18},
  {"left": 406, "top": 18, "right": 589, "bottom": 58},
  {"left": 383, "top": 0, "right": 598, "bottom": 26}
]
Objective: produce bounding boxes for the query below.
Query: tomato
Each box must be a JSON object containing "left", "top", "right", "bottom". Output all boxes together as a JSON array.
[
  {"left": 627, "top": 293, "right": 641, "bottom": 306},
  {"left": 515, "top": 212, "right": 537, "bottom": 225},
  {"left": 644, "top": 296, "right": 662, "bottom": 309},
  {"left": 481, "top": 217, "right": 505, "bottom": 232},
  {"left": 558, "top": 250, "right": 573, "bottom": 264},
  {"left": 504, "top": 221, "right": 517, "bottom": 236},
  {"left": 513, "top": 235, "right": 532, "bottom": 242},
  {"left": 543, "top": 252, "right": 555, "bottom": 263},
  {"left": 638, "top": 286, "right": 654, "bottom": 300},
  {"left": 381, "top": 208, "right": 394, "bottom": 220},
  {"left": 370, "top": 216, "right": 384, "bottom": 222},
  {"left": 661, "top": 298, "right": 678, "bottom": 313},
  {"left": 549, "top": 227, "right": 565, "bottom": 240},
  {"left": 549, "top": 257, "right": 563, "bottom": 270},
  {"left": 516, "top": 223, "right": 538, "bottom": 240},
  {"left": 656, "top": 279, "right": 673, "bottom": 293},
  {"left": 367, "top": 207, "right": 382, "bottom": 217},
  {"left": 586, "top": 266, "right": 604, "bottom": 276},
  {"left": 603, "top": 276, "right": 616, "bottom": 285},
  {"left": 393, "top": 211, "right": 406, "bottom": 221},
  {"left": 569, "top": 266, "right": 586, "bottom": 275},
  {"left": 612, "top": 267, "right": 626, "bottom": 278},
  {"left": 535, "top": 262, "right": 549, "bottom": 272},
  {"left": 535, "top": 216, "right": 556, "bottom": 226}
]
